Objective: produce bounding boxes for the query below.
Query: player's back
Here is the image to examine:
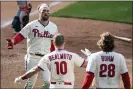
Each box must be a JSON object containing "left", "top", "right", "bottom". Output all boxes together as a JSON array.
[
  {"left": 48, "top": 49, "right": 84, "bottom": 83},
  {"left": 92, "top": 51, "right": 127, "bottom": 88}
]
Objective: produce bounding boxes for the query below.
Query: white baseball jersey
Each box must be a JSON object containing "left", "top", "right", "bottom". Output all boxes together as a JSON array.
[
  {"left": 86, "top": 51, "right": 128, "bottom": 88},
  {"left": 20, "top": 20, "right": 58, "bottom": 55},
  {"left": 38, "top": 49, "right": 85, "bottom": 82}
]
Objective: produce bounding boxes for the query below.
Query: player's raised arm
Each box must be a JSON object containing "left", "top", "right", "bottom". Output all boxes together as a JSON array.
[
  {"left": 6, "top": 33, "right": 25, "bottom": 49},
  {"left": 6, "top": 23, "right": 31, "bottom": 49},
  {"left": 14, "top": 66, "right": 42, "bottom": 84},
  {"left": 81, "top": 54, "right": 96, "bottom": 89},
  {"left": 15, "top": 56, "right": 49, "bottom": 84},
  {"left": 81, "top": 48, "right": 91, "bottom": 57},
  {"left": 72, "top": 53, "right": 86, "bottom": 68},
  {"left": 79, "top": 48, "right": 92, "bottom": 68}
]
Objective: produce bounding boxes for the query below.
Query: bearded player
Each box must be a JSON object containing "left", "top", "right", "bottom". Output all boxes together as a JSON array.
[{"left": 6, "top": 3, "right": 58, "bottom": 89}]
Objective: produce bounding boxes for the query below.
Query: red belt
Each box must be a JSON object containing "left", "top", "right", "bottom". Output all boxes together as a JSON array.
[
  {"left": 51, "top": 82, "right": 72, "bottom": 85},
  {"left": 30, "top": 53, "right": 44, "bottom": 57}
]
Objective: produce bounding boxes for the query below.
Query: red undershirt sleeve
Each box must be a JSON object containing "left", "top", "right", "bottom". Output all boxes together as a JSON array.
[
  {"left": 50, "top": 40, "right": 55, "bottom": 52},
  {"left": 121, "top": 72, "right": 130, "bottom": 89},
  {"left": 82, "top": 72, "right": 94, "bottom": 89},
  {"left": 13, "top": 33, "right": 25, "bottom": 45}
]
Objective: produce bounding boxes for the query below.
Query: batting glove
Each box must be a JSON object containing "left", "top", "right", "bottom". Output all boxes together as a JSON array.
[
  {"left": 6, "top": 38, "right": 13, "bottom": 49},
  {"left": 81, "top": 48, "right": 91, "bottom": 56},
  {"left": 14, "top": 76, "right": 23, "bottom": 84}
]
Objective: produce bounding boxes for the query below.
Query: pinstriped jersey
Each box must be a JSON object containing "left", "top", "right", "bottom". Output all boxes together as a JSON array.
[
  {"left": 86, "top": 51, "right": 128, "bottom": 88},
  {"left": 20, "top": 20, "right": 58, "bottom": 55},
  {"left": 38, "top": 49, "right": 85, "bottom": 82}
]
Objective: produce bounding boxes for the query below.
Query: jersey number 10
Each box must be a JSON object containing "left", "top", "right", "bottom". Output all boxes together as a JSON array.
[
  {"left": 99, "top": 64, "right": 115, "bottom": 77},
  {"left": 55, "top": 61, "right": 67, "bottom": 75}
]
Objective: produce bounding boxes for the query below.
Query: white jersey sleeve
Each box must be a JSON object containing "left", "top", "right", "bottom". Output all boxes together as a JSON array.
[
  {"left": 86, "top": 54, "right": 96, "bottom": 73},
  {"left": 73, "top": 53, "right": 85, "bottom": 67},
  {"left": 120, "top": 54, "right": 128, "bottom": 74},
  {"left": 19, "top": 23, "right": 31, "bottom": 38},
  {"left": 38, "top": 56, "right": 50, "bottom": 71}
]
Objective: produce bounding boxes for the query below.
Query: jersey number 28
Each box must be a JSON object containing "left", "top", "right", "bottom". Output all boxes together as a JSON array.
[
  {"left": 99, "top": 64, "right": 115, "bottom": 77},
  {"left": 55, "top": 61, "right": 67, "bottom": 75}
]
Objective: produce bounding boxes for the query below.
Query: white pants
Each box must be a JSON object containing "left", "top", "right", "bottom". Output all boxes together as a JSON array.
[
  {"left": 24, "top": 54, "right": 50, "bottom": 89},
  {"left": 49, "top": 81, "right": 74, "bottom": 89}
]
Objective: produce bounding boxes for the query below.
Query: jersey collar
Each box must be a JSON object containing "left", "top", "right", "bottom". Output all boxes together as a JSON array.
[{"left": 38, "top": 20, "right": 49, "bottom": 27}]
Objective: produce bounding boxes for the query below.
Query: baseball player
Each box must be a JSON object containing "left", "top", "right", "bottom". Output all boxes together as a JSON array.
[
  {"left": 14, "top": 33, "right": 87, "bottom": 89},
  {"left": 11, "top": 0, "right": 32, "bottom": 33},
  {"left": 6, "top": 3, "right": 57, "bottom": 89},
  {"left": 82, "top": 32, "right": 131, "bottom": 89}
]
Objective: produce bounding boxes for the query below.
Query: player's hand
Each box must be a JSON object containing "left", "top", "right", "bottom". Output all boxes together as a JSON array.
[
  {"left": 81, "top": 48, "right": 91, "bottom": 56},
  {"left": 6, "top": 38, "right": 13, "bottom": 49},
  {"left": 14, "top": 76, "right": 23, "bottom": 84}
]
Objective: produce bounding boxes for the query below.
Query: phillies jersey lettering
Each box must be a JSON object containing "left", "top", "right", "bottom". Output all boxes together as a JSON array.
[
  {"left": 86, "top": 51, "right": 128, "bottom": 88},
  {"left": 20, "top": 20, "right": 58, "bottom": 55},
  {"left": 101, "top": 56, "right": 114, "bottom": 62},
  {"left": 32, "top": 29, "right": 53, "bottom": 38},
  {"left": 38, "top": 50, "right": 85, "bottom": 82},
  {"left": 49, "top": 53, "right": 72, "bottom": 61}
]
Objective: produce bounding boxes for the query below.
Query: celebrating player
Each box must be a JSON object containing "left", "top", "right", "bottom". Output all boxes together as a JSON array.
[
  {"left": 6, "top": 3, "right": 57, "bottom": 89},
  {"left": 14, "top": 33, "right": 87, "bottom": 88},
  {"left": 82, "top": 32, "right": 131, "bottom": 89}
]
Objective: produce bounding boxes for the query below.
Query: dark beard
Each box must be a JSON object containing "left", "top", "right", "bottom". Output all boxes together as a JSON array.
[
  {"left": 42, "top": 16, "right": 49, "bottom": 21},
  {"left": 38, "top": 19, "right": 49, "bottom": 26}
]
